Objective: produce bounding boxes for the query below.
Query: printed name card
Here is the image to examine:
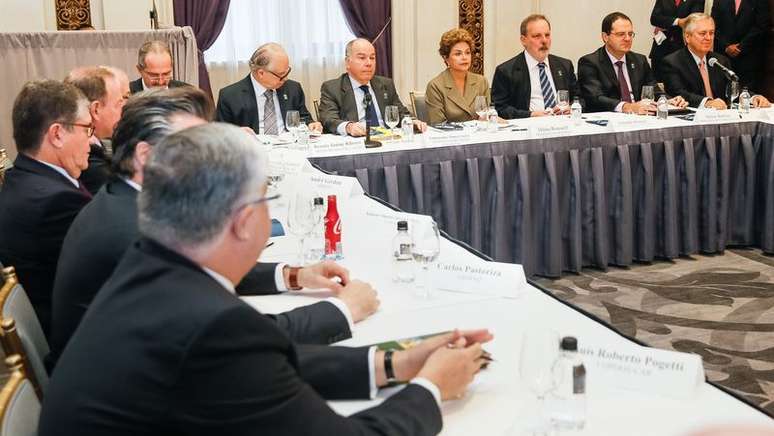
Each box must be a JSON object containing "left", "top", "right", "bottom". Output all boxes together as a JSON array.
[
  {"left": 529, "top": 123, "right": 574, "bottom": 139},
  {"left": 693, "top": 109, "right": 741, "bottom": 124},
  {"left": 608, "top": 117, "right": 657, "bottom": 132},
  {"left": 431, "top": 261, "right": 526, "bottom": 299},
  {"left": 309, "top": 138, "right": 366, "bottom": 156},
  {"left": 743, "top": 109, "right": 772, "bottom": 122},
  {"left": 578, "top": 341, "right": 704, "bottom": 398},
  {"left": 426, "top": 132, "right": 470, "bottom": 147},
  {"left": 364, "top": 209, "right": 435, "bottom": 231},
  {"left": 268, "top": 149, "right": 310, "bottom": 176},
  {"left": 284, "top": 172, "right": 364, "bottom": 199}
]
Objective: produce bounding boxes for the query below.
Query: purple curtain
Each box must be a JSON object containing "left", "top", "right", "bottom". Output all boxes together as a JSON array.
[
  {"left": 173, "top": 0, "right": 231, "bottom": 98},
  {"left": 338, "top": 0, "right": 392, "bottom": 78}
]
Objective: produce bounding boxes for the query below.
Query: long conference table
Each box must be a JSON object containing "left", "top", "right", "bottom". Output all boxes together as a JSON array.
[
  {"left": 242, "top": 154, "right": 773, "bottom": 435},
  {"left": 308, "top": 110, "right": 774, "bottom": 278}
]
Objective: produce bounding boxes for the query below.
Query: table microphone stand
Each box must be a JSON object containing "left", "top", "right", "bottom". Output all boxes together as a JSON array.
[{"left": 363, "top": 94, "right": 382, "bottom": 148}]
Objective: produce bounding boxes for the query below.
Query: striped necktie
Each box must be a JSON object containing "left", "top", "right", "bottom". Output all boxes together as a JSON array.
[
  {"left": 263, "top": 89, "right": 278, "bottom": 135},
  {"left": 538, "top": 62, "right": 557, "bottom": 109}
]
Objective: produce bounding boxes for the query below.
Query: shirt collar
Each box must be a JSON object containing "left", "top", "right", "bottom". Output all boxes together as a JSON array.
[
  {"left": 688, "top": 49, "right": 707, "bottom": 66},
  {"left": 250, "top": 73, "right": 270, "bottom": 97},
  {"left": 36, "top": 159, "right": 79, "bottom": 188},
  {"left": 524, "top": 50, "right": 549, "bottom": 70},
  {"left": 201, "top": 266, "right": 236, "bottom": 294},
  {"left": 348, "top": 74, "right": 371, "bottom": 90},
  {"left": 605, "top": 48, "right": 626, "bottom": 64},
  {"left": 120, "top": 177, "right": 142, "bottom": 192}
]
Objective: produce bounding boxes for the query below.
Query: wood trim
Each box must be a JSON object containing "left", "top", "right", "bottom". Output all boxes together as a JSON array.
[
  {"left": 55, "top": 0, "right": 92, "bottom": 31},
  {"left": 458, "top": 0, "right": 484, "bottom": 75}
]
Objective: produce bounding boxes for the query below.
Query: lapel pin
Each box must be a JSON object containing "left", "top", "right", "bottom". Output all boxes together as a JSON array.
[
  {"left": 630, "top": 63, "right": 635, "bottom": 69},
  {"left": 384, "top": 92, "right": 388, "bottom": 100},
  {"left": 557, "top": 70, "right": 563, "bottom": 77},
  {"left": 283, "top": 93, "right": 288, "bottom": 100}
]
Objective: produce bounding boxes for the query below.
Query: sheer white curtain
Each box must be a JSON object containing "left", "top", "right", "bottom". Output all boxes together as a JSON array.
[{"left": 205, "top": 0, "right": 355, "bottom": 113}]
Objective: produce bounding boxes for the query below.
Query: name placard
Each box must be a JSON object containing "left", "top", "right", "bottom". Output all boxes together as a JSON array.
[
  {"left": 529, "top": 123, "right": 574, "bottom": 139},
  {"left": 693, "top": 109, "right": 741, "bottom": 124},
  {"left": 268, "top": 149, "right": 310, "bottom": 176},
  {"left": 609, "top": 117, "right": 657, "bottom": 132},
  {"left": 309, "top": 138, "right": 366, "bottom": 156},
  {"left": 426, "top": 132, "right": 469, "bottom": 147},
  {"left": 364, "top": 209, "right": 435, "bottom": 231},
  {"left": 743, "top": 109, "right": 771, "bottom": 122},
  {"left": 431, "top": 261, "right": 526, "bottom": 299},
  {"left": 578, "top": 340, "right": 704, "bottom": 398},
  {"left": 283, "top": 172, "right": 364, "bottom": 199}
]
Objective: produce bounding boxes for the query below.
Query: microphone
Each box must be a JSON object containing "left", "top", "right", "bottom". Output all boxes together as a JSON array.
[
  {"left": 362, "top": 93, "right": 381, "bottom": 148},
  {"left": 708, "top": 57, "right": 738, "bottom": 82}
]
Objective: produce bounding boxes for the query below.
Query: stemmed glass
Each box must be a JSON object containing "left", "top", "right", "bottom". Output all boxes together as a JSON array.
[
  {"left": 641, "top": 85, "right": 655, "bottom": 107},
  {"left": 556, "top": 90, "right": 570, "bottom": 116},
  {"left": 285, "top": 110, "right": 301, "bottom": 139},
  {"left": 519, "top": 329, "right": 560, "bottom": 435},
  {"left": 286, "top": 192, "right": 317, "bottom": 265},
  {"left": 385, "top": 105, "right": 400, "bottom": 138},
  {"left": 474, "top": 95, "right": 489, "bottom": 129},
  {"left": 726, "top": 81, "right": 740, "bottom": 109},
  {"left": 411, "top": 220, "right": 440, "bottom": 299}
]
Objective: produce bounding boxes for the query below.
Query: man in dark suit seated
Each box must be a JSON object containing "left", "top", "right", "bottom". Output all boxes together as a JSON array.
[
  {"left": 65, "top": 65, "right": 130, "bottom": 194},
  {"left": 0, "top": 80, "right": 93, "bottom": 338},
  {"left": 661, "top": 12, "right": 770, "bottom": 109},
  {"left": 49, "top": 87, "right": 378, "bottom": 371},
  {"left": 216, "top": 42, "right": 322, "bottom": 134},
  {"left": 649, "top": 0, "right": 706, "bottom": 82},
  {"left": 711, "top": 0, "right": 771, "bottom": 92},
  {"left": 129, "top": 40, "right": 190, "bottom": 94},
  {"left": 491, "top": 14, "right": 580, "bottom": 119},
  {"left": 39, "top": 122, "right": 492, "bottom": 436},
  {"left": 578, "top": 12, "right": 688, "bottom": 113},
  {"left": 319, "top": 38, "right": 427, "bottom": 136}
]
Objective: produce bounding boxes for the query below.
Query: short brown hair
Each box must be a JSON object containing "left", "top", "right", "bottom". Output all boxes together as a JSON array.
[
  {"left": 438, "top": 28, "right": 474, "bottom": 59},
  {"left": 520, "top": 14, "right": 551, "bottom": 36},
  {"left": 64, "top": 66, "right": 115, "bottom": 103},
  {"left": 12, "top": 80, "right": 86, "bottom": 154},
  {"left": 137, "top": 40, "right": 172, "bottom": 69}
]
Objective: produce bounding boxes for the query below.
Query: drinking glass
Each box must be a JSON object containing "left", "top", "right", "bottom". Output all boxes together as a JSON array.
[
  {"left": 519, "top": 329, "right": 560, "bottom": 435},
  {"left": 726, "top": 81, "right": 740, "bottom": 109},
  {"left": 556, "top": 90, "right": 570, "bottom": 115},
  {"left": 411, "top": 220, "right": 440, "bottom": 299},
  {"left": 474, "top": 95, "right": 489, "bottom": 130},
  {"left": 385, "top": 105, "right": 400, "bottom": 138},
  {"left": 285, "top": 110, "right": 301, "bottom": 138},
  {"left": 286, "top": 192, "right": 317, "bottom": 265},
  {"left": 641, "top": 85, "right": 655, "bottom": 106}
]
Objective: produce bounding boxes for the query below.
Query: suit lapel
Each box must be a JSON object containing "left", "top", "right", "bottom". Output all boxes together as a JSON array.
[
  {"left": 372, "top": 77, "right": 389, "bottom": 120},
  {"left": 598, "top": 48, "right": 619, "bottom": 97},
  {"left": 340, "top": 74, "right": 359, "bottom": 122},
  {"left": 441, "top": 70, "right": 475, "bottom": 117},
  {"left": 548, "top": 56, "right": 566, "bottom": 91},
  {"left": 276, "top": 84, "right": 289, "bottom": 125},
  {"left": 240, "top": 76, "right": 260, "bottom": 133},
  {"left": 624, "top": 53, "right": 642, "bottom": 100},
  {"left": 514, "top": 53, "right": 531, "bottom": 103},
  {"left": 681, "top": 49, "right": 705, "bottom": 96}
]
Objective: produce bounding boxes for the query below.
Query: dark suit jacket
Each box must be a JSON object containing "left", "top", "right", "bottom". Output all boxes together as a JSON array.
[
  {"left": 215, "top": 75, "right": 314, "bottom": 132},
  {"left": 49, "top": 180, "right": 351, "bottom": 371},
  {"left": 649, "top": 0, "right": 706, "bottom": 63},
  {"left": 128, "top": 78, "right": 190, "bottom": 94},
  {"left": 0, "top": 154, "right": 91, "bottom": 337},
  {"left": 711, "top": 0, "right": 770, "bottom": 87},
  {"left": 661, "top": 48, "right": 731, "bottom": 107},
  {"left": 318, "top": 73, "right": 411, "bottom": 134},
  {"left": 39, "top": 238, "right": 441, "bottom": 436},
  {"left": 578, "top": 47, "right": 658, "bottom": 112},
  {"left": 491, "top": 52, "right": 580, "bottom": 119},
  {"left": 78, "top": 141, "right": 111, "bottom": 195}
]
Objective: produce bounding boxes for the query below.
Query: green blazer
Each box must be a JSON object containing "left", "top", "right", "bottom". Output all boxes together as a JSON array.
[{"left": 425, "top": 69, "right": 490, "bottom": 124}]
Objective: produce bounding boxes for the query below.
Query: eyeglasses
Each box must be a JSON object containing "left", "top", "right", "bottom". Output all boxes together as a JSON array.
[
  {"left": 609, "top": 31, "right": 635, "bottom": 39},
  {"left": 234, "top": 193, "right": 281, "bottom": 213},
  {"left": 142, "top": 71, "right": 173, "bottom": 81},
  {"left": 266, "top": 66, "right": 292, "bottom": 81},
  {"left": 60, "top": 122, "right": 95, "bottom": 136}
]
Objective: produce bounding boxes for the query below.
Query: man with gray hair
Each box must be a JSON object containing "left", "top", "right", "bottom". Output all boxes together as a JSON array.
[
  {"left": 49, "top": 87, "right": 375, "bottom": 371},
  {"left": 40, "top": 122, "right": 492, "bottom": 435},
  {"left": 216, "top": 42, "right": 321, "bottom": 134},
  {"left": 130, "top": 40, "right": 190, "bottom": 93},
  {"left": 65, "top": 65, "right": 130, "bottom": 194}
]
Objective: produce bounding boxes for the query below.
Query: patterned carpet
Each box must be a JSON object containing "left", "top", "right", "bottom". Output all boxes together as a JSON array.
[{"left": 534, "top": 248, "right": 774, "bottom": 417}]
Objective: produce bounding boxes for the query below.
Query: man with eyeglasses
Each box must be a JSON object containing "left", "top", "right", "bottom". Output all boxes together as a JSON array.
[
  {"left": 578, "top": 12, "right": 688, "bottom": 113},
  {"left": 216, "top": 42, "right": 322, "bottom": 135},
  {"left": 129, "top": 40, "right": 190, "bottom": 93},
  {"left": 65, "top": 66, "right": 130, "bottom": 194},
  {"left": 0, "top": 80, "right": 93, "bottom": 338},
  {"left": 661, "top": 12, "right": 770, "bottom": 109}
]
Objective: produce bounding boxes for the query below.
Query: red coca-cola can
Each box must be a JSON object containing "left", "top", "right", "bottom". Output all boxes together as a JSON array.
[{"left": 324, "top": 195, "right": 342, "bottom": 258}]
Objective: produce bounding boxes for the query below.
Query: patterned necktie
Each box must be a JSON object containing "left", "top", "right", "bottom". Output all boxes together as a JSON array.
[
  {"left": 263, "top": 89, "right": 278, "bottom": 135},
  {"left": 699, "top": 60, "right": 713, "bottom": 98},
  {"left": 615, "top": 61, "right": 633, "bottom": 103},
  {"left": 537, "top": 62, "right": 557, "bottom": 109},
  {"left": 359, "top": 85, "right": 380, "bottom": 127}
]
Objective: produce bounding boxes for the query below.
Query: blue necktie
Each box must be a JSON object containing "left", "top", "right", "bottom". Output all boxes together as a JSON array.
[
  {"left": 538, "top": 62, "right": 557, "bottom": 109},
  {"left": 359, "top": 85, "right": 380, "bottom": 127}
]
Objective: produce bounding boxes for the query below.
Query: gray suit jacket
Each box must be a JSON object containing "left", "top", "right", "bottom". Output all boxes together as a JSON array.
[{"left": 318, "top": 73, "right": 411, "bottom": 134}]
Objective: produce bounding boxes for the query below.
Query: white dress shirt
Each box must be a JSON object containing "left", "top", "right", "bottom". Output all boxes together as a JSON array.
[
  {"left": 607, "top": 49, "right": 635, "bottom": 112},
  {"left": 37, "top": 159, "right": 79, "bottom": 188},
  {"left": 120, "top": 177, "right": 143, "bottom": 192},
  {"left": 250, "top": 74, "right": 285, "bottom": 134},
  {"left": 336, "top": 74, "right": 384, "bottom": 136},
  {"left": 524, "top": 51, "right": 558, "bottom": 112},
  {"left": 688, "top": 49, "right": 710, "bottom": 108}
]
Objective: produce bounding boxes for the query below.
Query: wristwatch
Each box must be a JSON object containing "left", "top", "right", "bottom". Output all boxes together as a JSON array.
[
  {"left": 287, "top": 266, "right": 302, "bottom": 291},
  {"left": 384, "top": 350, "right": 397, "bottom": 383}
]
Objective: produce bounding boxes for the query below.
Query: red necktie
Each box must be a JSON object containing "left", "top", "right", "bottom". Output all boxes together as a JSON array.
[
  {"left": 615, "top": 61, "right": 633, "bottom": 103},
  {"left": 735, "top": 0, "right": 742, "bottom": 14},
  {"left": 675, "top": 0, "right": 682, "bottom": 6},
  {"left": 77, "top": 182, "right": 93, "bottom": 199}
]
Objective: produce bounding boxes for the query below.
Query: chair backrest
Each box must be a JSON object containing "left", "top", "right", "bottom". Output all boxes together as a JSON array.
[
  {"left": 0, "top": 355, "right": 40, "bottom": 436},
  {"left": 0, "top": 149, "right": 9, "bottom": 189},
  {"left": 313, "top": 99, "right": 320, "bottom": 122},
  {"left": 409, "top": 91, "right": 429, "bottom": 123},
  {"left": 0, "top": 268, "right": 48, "bottom": 398}
]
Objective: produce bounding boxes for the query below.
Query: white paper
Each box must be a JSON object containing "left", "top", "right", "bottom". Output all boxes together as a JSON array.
[
  {"left": 431, "top": 261, "right": 526, "bottom": 298},
  {"left": 529, "top": 123, "right": 575, "bottom": 139},
  {"left": 578, "top": 339, "right": 704, "bottom": 399},
  {"left": 693, "top": 109, "right": 741, "bottom": 124},
  {"left": 283, "top": 172, "right": 364, "bottom": 199},
  {"left": 268, "top": 148, "right": 310, "bottom": 176},
  {"left": 309, "top": 138, "right": 366, "bottom": 156},
  {"left": 609, "top": 116, "right": 658, "bottom": 132}
]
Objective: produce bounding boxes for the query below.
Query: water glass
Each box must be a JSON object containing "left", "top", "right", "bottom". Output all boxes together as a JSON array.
[
  {"left": 285, "top": 110, "right": 301, "bottom": 138},
  {"left": 411, "top": 220, "right": 440, "bottom": 299},
  {"left": 556, "top": 90, "right": 570, "bottom": 114},
  {"left": 519, "top": 329, "right": 560, "bottom": 435},
  {"left": 474, "top": 95, "right": 489, "bottom": 130},
  {"left": 641, "top": 85, "right": 655, "bottom": 106},
  {"left": 385, "top": 105, "right": 400, "bottom": 138},
  {"left": 286, "top": 192, "right": 317, "bottom": 265},
  {"left": 726, "top": 81, "right": 740, "bottom": 109}
]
